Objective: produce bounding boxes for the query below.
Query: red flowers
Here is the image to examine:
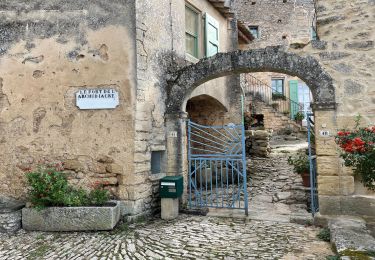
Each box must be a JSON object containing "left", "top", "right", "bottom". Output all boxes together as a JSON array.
[
  {"left": 336, "top": 126, "right": 374, "bottom": 154},
  {"left": 337, "top": 131, "right": 351, "bottom": 136}
]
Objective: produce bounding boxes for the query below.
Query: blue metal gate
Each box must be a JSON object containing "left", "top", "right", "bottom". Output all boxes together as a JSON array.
[
  {"left": 307, "top": 113, "right": 319, "bottom": 215},
  {"left": 187, "top": 120, "right": 248, "bottom": 215}
]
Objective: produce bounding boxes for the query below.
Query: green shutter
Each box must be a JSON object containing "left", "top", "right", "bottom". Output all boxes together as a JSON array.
[
  {"left": 289, "top": 80, "right": 299, "bottom": 120},
  {"left": 205, "top": 13, "right": 219, "bottom": 57}
]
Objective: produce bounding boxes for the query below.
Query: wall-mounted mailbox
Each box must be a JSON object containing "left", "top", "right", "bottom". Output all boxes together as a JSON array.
[{"left": 160, "top": 176, "right": 183, "bottom": 198}]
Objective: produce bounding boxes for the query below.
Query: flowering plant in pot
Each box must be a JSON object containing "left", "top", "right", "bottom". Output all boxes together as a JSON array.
[
  {"left": 294, "top": 112, "right": 305, "bottom": 125},
  {"left": 335, "top": 119, "right": 375, "bottom": 190},
  {"left": 288, "top": 153, "right": 310, "bottom": 187}
]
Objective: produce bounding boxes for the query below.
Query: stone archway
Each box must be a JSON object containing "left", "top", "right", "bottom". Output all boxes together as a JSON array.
[
  {"left": 167, "top": 47, "right": 336, "bottom": 114},
  {"left": 165, "top": 47, "right": 338, "bottom": 216}
]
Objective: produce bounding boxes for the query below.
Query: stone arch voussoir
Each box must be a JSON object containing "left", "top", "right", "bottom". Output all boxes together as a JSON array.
[{"left": 167, "top": 47, "right": 336, "bottom": 114}]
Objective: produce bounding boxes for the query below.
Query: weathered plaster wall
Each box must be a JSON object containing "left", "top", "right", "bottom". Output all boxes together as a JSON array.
[{"left": 0, "top": 1, "right": 137, "bottom": 200}]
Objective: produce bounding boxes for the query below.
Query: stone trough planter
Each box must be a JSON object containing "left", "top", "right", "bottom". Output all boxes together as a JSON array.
[{"left": 22, "top": 201, "right": 121, "bottom": 231}]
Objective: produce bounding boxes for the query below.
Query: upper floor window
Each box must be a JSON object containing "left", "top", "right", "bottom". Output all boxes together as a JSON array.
[
  {"left": 271, "top": 78, "right": 284, "bottom": 94},
  {"left": 249, "top": 26, "right": 259, "bottom": 39},
  {"left": 205, "top": 13, "right": 219, "bottom": 57},
  {"left": 185, "top": 5, "right": 200, "bottom": 58},
  {"left": 185, "top": 3, "right": 220, "bottom": 60}
]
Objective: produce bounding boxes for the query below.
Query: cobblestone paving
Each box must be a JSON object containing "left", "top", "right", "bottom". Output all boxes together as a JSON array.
[
  {"left": 0, "top": 215, "right": 332, "bottom": 260},
  {"left": 0, "top": 138, "right": 333, "bottom": 259}
]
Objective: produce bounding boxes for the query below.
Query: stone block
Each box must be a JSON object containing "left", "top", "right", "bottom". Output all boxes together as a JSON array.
[
  {"left": 106, "top": 163, "right": 123, "bottom": 174},
  {"left": 22, "top": 201, "right": 121, "bottom": 231},
  {"left": 93, "top": 177, "right": 118, "bottom": 185},
  {"left": 134, "top": 152, "right": 150, "bottom": 163},
  {"left": 329, "top": 217, "right": 375, "bottom": 256},
  {"left": 319, "top": 195, "right": 343, "bottom": 215},
  {"left": 161, "top": 198, "right": 179, "bottom": 220},
  {"left": 340, "top": 195, "right": 375, "bottom": 218},
  {"left": 120, "top": 199, "right": 145, "bottom": 216},
  {"left": 316, "top": 155, "right": 340, "bottom": 176},
  {"left": 315, "top": 138, "right": 338, "bottom": 156},
  {"left": 318, "top": 176, "right": 354, "bottom": 195},
  {"left": 97, "top": 155, "right": 114, "bottom": 164},
  {"left": 127, "top": 184, "right": 152, "bottom": 200},
  {"left": 63, "top": 159, "right": 83, "bottom": 172},
  {"left": 89, "top": 163, "right": 107, "bottom": 174}
]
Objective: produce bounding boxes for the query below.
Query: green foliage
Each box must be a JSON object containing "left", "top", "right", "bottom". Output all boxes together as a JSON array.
[
  {"left": 287, "top": 153, "right": 310, "bottom": 174},
  {"left": 89, "top": 187, "right": 110, "bottom": 206},
  {"left": 335, "top": 116, "right": 375, "bottom": 190},
  {"left": 26, "top": 163, "right": 110, "bottom": 208},
  {"left": 26, "top": 164, "right": 69, "bottom": 208},
  {"left": 272, "top": 93, "right": 286, "bottom": 100},
  {"left": 294, "top": 112, "right": 305, "bottom": 121},
  {"left": 317, "top": 228, "right": 330, "bottom": 242},
  {"left": 62, "top": 188, "right": 90, "bottom": 207}
]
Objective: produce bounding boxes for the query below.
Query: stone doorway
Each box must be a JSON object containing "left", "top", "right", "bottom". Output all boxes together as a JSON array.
[{"left": 165, "top": 47, "right": 339, "bottom": 218}]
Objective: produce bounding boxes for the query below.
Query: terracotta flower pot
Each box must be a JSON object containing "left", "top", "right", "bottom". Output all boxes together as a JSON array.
[{"left": 301, "top": 172, "right": 310, "bottom": 187}]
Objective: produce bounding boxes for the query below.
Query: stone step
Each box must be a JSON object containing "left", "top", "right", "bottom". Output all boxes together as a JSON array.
[{"left": 329, "top": 217, "right": 375, "bottom": 258}]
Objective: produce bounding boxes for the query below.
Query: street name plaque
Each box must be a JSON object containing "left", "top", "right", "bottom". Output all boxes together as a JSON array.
[{"left": 76, "top": 89, "right": 119, "bottom": 109}]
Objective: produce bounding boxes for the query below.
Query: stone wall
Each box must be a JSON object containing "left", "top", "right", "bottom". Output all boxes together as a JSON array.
[
  {"left": 234, "top": 0, "right": 315, "bottom": 49},
  {"left": 295, "top": 0, "right": 375, "bottom": 217},
  {"left": 0, "top": 1, "right": 137, "bottom": 200},
  {"left": 233, "top": 0, "right": 375, "bottom": 218},
  {"left": 245, "top": 130, "right": 272, "bottom": 157},
  {"left": 186, "top": 95, "right": 228, "bottom": 126},
  {"left": 128, "top": 0, "right": 241, "bottom": 217}
]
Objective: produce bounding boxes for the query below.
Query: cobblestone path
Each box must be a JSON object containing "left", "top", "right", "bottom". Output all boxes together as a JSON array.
[
  {"left": 0, "top": 138, "right": 334, "bottom": 259},
  {"left": 0, "top": 215, "right": 332, "bottom": 260}
]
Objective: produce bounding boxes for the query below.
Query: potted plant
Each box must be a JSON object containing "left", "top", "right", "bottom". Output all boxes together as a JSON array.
[
  {"left": 271, "top": 103, "right": 279, "bottom": 111},
  {"left": 272, "top": 93, "right": 286, "bottom": 100},
  {"left": 288, "top": 153, "right": 310, "bottom": 187},
  {"left": 335, "top": 116, "right": 375, "bottom": 190},
  {"left": 294, "top": 112, "right": 305, "bottom": 125},
  {"left": 22, "top": 163, "right": 120, "bottom": 231}
]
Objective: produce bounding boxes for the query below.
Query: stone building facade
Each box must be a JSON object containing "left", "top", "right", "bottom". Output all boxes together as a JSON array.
[
  {"left": 165, "top": 0, "right": 375, "bottom": 221},
  {"left": 0, "top": 0, "right": 374, "bottom": 222},
  {"left": 235, "top": 0, "right": 316, "bottom": 125},
  {"left": 0, "top": 0, "right": 242, "bottom": 218}
]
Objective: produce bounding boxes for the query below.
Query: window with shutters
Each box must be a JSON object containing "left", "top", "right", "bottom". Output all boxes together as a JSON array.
[
  {"left": 205, "top": 13, "right": 219, "bottom": 57},
  {"left": 185, "top": 3, "right": 220, "bottom": 60},
  {"left": 185, "top": 5, "right": 200, "bottom": 58}
]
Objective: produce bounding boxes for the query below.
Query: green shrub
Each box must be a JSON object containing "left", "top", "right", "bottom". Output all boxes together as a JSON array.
[
  {"left": 26, "top": 164, "right": 69, "bottom": 208},
  {"left": 89, "top": 186, "right": 110, "bottom": 206},
  {"left": 317, "top": 228, "right": 331, "bottom": 242},
  {"left": 287, "top": 153, "right": 310, "bottom": 174},
  {"left": 26, "top": 163, "right": 110, "bottom": 208}
]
